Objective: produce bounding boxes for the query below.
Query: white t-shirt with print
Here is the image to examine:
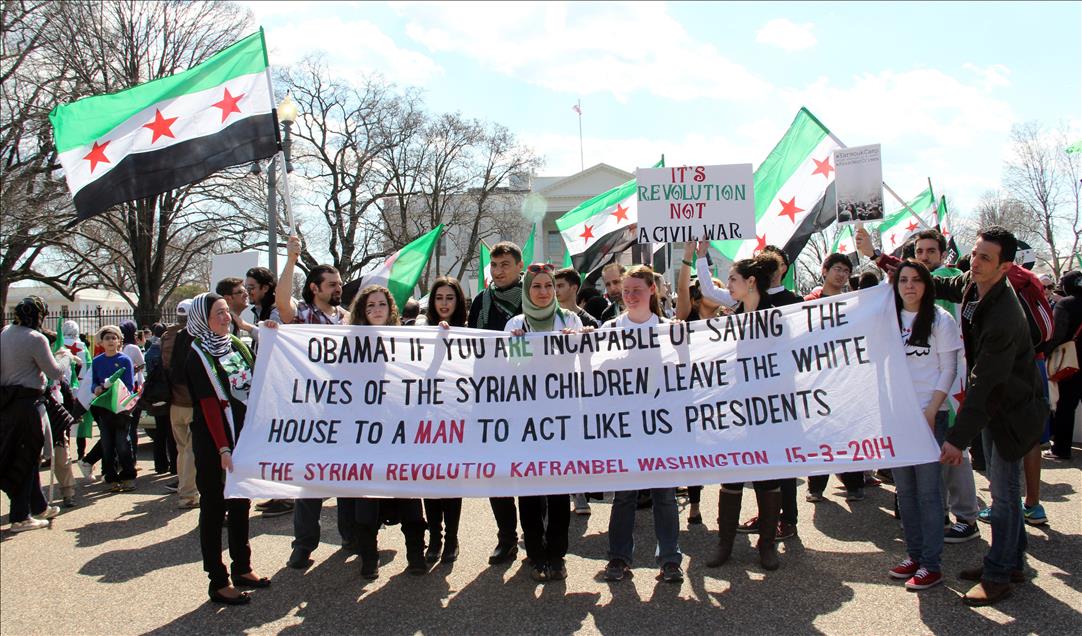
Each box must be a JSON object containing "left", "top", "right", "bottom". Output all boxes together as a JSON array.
[
  {"left": 899, "top": 306, "right": 961, "bottom": 410},
  {"left": 602, "top": 313, "right": 665, "bottom": 329}
]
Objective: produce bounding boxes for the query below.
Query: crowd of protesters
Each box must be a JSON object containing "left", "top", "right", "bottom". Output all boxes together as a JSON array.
[{"left": 3, "top": 224, "right": 1079, "bottom": 608}]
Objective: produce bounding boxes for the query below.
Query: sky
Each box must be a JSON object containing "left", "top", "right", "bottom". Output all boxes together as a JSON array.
[{"left": 242, "top": 0, "right": 1081, "bottom": 219}]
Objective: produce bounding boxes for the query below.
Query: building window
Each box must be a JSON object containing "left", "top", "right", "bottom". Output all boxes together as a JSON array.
[{"left": 547, "top": 231, "right": 564, "bottom": 263}]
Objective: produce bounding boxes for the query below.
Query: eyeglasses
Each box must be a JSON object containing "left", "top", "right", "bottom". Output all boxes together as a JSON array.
[{"left": 526, "top": 263, "right": 555, "bottom": 274}]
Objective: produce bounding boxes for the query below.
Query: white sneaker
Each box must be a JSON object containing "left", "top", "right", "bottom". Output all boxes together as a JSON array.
[
  {"left": 77, "top": 461, "right": 94, "bottom": 480},
  {"left": 36, "top": 506, "right": 61, "bottom": 520},
  {"left": 573, "top": 493, "right": 591, "bottom": 515},
  {"left": 10, "top": 518, "right": 49, "bottom": 532}
]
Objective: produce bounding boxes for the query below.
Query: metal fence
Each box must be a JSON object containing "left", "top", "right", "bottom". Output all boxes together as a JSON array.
[{"left": 3, "top": 305, "right": 179, "bottom": 337}]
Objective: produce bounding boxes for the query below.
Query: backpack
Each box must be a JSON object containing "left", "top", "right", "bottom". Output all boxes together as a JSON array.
[
  {"left": 1007, "top": 265, "right": 1053, "bottom": 349},
  {"left": 137, "top": 361, "right": 172, "bottom": 416}
]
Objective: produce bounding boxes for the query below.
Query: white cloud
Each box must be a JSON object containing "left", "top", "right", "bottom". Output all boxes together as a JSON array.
[
  {"left": 963, "top": 62, "right": 1012, "bottom": 90},
  {"left": 394, "top": 1, "right": 772, "bottom": 102},
  {"left": 755, "top": 18, "right": 817, "bottom": 52},
  {"left": 240, "top": 1, "right": 443, "bottom": 87}
]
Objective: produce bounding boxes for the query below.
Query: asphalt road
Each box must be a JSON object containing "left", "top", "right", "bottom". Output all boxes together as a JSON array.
[{"left": 1, "top": 442, "right": 1079, "bottom": 635}]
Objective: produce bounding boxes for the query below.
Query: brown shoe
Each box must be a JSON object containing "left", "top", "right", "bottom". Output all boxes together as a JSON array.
[
  {"left": 959, "top": 567, "right": 1025, "bottom": 584},
  {"left": 962, "top": 580, "right": 1012, "bottom": 606}
]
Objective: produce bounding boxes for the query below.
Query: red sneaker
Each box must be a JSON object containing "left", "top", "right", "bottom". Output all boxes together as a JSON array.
[
  {"left": 905, "top": 568, "right": 943, "bottom": 590},
  {"left": 889, "top": 558, "right": 920, "bottom": 580}
]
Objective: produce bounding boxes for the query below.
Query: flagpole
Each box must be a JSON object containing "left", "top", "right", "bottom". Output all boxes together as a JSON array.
[
  {"left": 883, "top": 182, "right": 934, "bottom": 229},
  {"left": 577, "top": 99, "right": 584, "bottom": 173}
]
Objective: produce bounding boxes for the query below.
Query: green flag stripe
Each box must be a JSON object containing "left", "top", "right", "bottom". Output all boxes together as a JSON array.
[
  {"left": 50, "top": 31, "right": 267, "bottom": 153},
  {"left": 751, "top": 108, "right": 829, "bottom": 222}
]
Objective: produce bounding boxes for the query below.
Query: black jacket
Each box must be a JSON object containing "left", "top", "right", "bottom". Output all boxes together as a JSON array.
[{"left": 934, "top": 273, "right": 1047, "bottom": 460}]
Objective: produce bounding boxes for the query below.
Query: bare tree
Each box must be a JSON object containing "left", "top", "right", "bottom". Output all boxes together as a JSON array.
[
  {"left": 1004, "top": 121, "right": 1079, "bottom": 277},
  {"left": 25, "top": 0, "right": 254, "bottom": 321},
  {"left": 0, "top": 0, "right": 88, "bottom": 315},
  {"left": 281, "top": 58, "right": 425, "bottom": 281},
  {"left": 452, "top": 123, "right": 542, "bottom": 284}
]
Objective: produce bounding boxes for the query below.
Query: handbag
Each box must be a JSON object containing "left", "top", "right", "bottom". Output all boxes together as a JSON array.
[{"left": 1047, "top": 322, "right": 1082, "bottom": 383}]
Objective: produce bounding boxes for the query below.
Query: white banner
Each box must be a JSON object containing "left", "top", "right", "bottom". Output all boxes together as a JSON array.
[{"left": 225, "top": 285, "right": 937, "bottom": 499}]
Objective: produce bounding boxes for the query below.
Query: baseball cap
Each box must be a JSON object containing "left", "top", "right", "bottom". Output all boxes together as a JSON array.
[{"left": 176, "top": 299, "right": 193, "bottom": 317}]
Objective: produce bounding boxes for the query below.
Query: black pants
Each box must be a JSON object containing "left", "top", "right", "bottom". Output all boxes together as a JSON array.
[
  {"left": 780, "top": 478, "right": 797, "bottom": 524},
  {"left": 808, "top": 471, "right": 863, "bottom": 494},
  {"left": 687, "top": 485, "right": 702, "bottom": 504},
  {"left": 423, "top": 498, "right": 462, "bottom": 544},
  {"left": 148, "top": 412, "right": 177, "bottom": 473},
  {"left": 191, "top": 420, "right": 251, "bottom": 591},
  {"left": 490, "top": 496, "right": 518, "bottom": 544},
  {"left": 355, "top": 497, "right": 426, "bottom": 562},
  {"left": 518, "top": 494, "right": 570, "bottom": 566},
  {"left": 724, "top": 479, "right": 781, "bottom": 493},
  {"left": 1052, "top": 374, "right": 1081, "bottom": 458}
]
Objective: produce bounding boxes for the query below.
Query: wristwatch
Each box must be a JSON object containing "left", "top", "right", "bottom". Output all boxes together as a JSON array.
[{"left": 872, "top": 248, "right": 882, "bottom": 259}]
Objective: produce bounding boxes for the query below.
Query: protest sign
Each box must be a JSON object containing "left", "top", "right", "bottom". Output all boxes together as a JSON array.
[
  {"left": 225, "top": 284, "right": 937, "bottom": 499},
  {"left": 636, "top": 164, "right": 755, "bottom": 244},
  {"left": 834, "top": 144, "right": 884, "bottom": 225}
]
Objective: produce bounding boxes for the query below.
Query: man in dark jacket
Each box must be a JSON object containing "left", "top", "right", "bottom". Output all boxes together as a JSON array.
[
  {"left": 925, "top": 227, "right": 1045, "bottom": 606},
  {"left": 467, "top": 241, "right": 524, "bottom": 565}
]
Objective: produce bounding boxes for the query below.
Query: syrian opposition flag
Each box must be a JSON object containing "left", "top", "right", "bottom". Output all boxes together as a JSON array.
[
  {"left": 831, "top": 225, "right": 859, "bottom": 267},
  {"left": 878, "top": 186, "right": 937, "bottom": 254},
  {"left": 477, "top": 241, "right": 492, "bottom": 291},
  {"left": 357, "top": 225, "right": 443, "bottom": 309},
  {"left": 522, "top": 225, "right": 537, "bottom": 264},
  {"left": 936, "top": 195, "right": 962, "bottom": 264},
  {"left": 710, "top": 108, "right": 841, "bottom": 278},
  {"left": 90, "top": 368, "right": 140, "bottom": 414},
  {"left": 557, "top": 158, "right": 663, "bottom": 276},
  {"left": 49, "top": 30, "right": 278, "bottom": 224}
]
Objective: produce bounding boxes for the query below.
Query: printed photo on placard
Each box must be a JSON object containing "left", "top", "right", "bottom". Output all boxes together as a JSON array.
[{"left": 833, "top": 144, "right": 884, "bottom": 225}]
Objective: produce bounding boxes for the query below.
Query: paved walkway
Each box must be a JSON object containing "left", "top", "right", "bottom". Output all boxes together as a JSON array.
[{"left": 1, "top": 444, "right": 1079, "bottom": 635}]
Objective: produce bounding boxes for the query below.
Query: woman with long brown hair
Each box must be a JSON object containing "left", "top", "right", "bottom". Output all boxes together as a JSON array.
[
  {"left": 348, "top": 285, "right": 427, "bottom": 578},
  {"left": 421, "top": 276, "right": 467, "bottom": 564}
]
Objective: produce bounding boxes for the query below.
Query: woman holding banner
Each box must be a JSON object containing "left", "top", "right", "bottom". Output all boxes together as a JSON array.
[
  {"left": 184, "top": 293, "right": 270, "bottom": 605},
  {"left": 421, "top": 276, "right": 467, "bottom": 565},
  {"left": 887, "top": 260, "right": 959, "bottom": 590},
  {"left": 507, "top": 263, "right": 583, "bottom": 582},
  {"left": 601, "top": 265, "right": 685, "bottom": 584},
  {"left": 704, "top": 253, "right": 786, "bottom": 571},
  {"left": 348, "top": 285, "right": 429, "bottom": 579}
]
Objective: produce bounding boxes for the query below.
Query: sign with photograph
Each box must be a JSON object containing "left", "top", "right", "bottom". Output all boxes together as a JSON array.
[{"left": 834, "top": 144, "right": 884, "bottom": 225}]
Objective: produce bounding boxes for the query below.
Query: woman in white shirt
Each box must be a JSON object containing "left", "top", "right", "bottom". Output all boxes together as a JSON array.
[
  {"left": 888, "top": 260, "right": 960, "bottom": 591},
  {"left": 507, "top": 263, "right": 582, "bottom": 582}
]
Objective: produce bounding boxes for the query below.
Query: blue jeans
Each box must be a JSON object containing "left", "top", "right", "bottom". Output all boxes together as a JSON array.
[
  {"left": 982, "top": 431, "right": 1027, "bottom": 583},
  {"left": 292, "top": 498, "right": 358, "bottom": 552},
  {"left": 608, "top": 488, "right": 681, "bottom": 567},
  {"left": 893, "top": 413, "right": 945, "bottom": 572}
]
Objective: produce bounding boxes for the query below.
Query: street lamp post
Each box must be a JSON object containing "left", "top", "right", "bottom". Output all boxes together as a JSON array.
[{"left": 262, "top": 94, "right": 299, "bottom": 276}]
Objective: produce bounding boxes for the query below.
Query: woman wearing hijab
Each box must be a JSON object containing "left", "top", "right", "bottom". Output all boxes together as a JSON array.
[
  {"left": 506, "top": 263, "right": 583, "bottom": 582},
  {"left": 183, "top": 293, "right": 270, "bottom": 605},
  {"left": 1, "top": 297, "right": 65, "bottom": 531}
]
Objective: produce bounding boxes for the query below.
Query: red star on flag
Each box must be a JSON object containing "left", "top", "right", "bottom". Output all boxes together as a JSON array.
[
  {"left": 838, "top": 243, "right": 848, "bottom": 254},
  {"left": 579, "top": 224, "right": 595, "bottom": 244},
  {"left": 143, "top": 109, "right": 178, "bottom": 143},
  {"left": 890, "top": 234, "right": 899, "bottom": 247},
  {"left": 777, "top": 197, "right": 804, "bottom": 223},
  {"left": 755, "top": 234, "right": 767, "bottom": 251},
  {"left": 611, "top": 203, "right": 629, "bottom": 223},
  {"left": 906, "top": 220, "right": 919, "bottom": 232},
  {"left": 811, "top": 156, "right": 834, "bottom": 179},
  {"left": 83, "top": 140, "right": 110, "bottom": 173},
  {"left": 211, "top": 88, "right": 244, "bottom": 123}
]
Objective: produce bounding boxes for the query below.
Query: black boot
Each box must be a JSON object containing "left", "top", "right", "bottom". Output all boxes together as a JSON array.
[
  {"left": 404, "top": 521, "right": 429, "bottom": 575},
  {"left": 755, "top": 489, "right": 782, "bottom": 571},
  {"left": 706, "top": 490, "right": 742, "bottom": 567},
  {"left": 358, "top": 526, "right": 379, "bottom": 580}
]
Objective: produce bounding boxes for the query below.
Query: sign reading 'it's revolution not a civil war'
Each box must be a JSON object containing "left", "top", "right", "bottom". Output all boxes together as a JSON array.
[
  {"left": 224, "top": 284, "right": 938, "bottom": 499},
  {"left": 635, "top": 164, "right": 756, "bottom": 244}
]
